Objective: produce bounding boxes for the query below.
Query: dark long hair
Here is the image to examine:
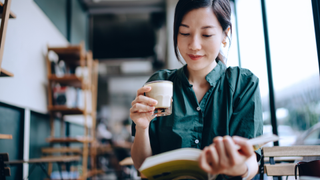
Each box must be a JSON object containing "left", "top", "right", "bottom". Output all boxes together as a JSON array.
[{"left": 173, "top": 0, "right": 232, "bottom": 64}]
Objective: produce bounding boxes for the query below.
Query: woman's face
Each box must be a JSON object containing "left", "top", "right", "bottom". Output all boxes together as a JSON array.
[{"left": 177, "top": 7, "right": 227, "bottom": 73}]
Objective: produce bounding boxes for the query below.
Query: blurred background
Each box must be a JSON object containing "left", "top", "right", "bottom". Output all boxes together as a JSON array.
[{"left": 0, "top": 0, "right": 320, "bottom": 179}]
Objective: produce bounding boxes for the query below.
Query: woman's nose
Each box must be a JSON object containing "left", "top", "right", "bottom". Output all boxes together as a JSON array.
[{"left": 189, "top": 35, "right": 201, "bottom": 51}]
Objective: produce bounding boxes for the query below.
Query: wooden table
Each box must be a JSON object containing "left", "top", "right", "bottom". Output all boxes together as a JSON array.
[{"left": 5, "top": 156, "right": 81, "bottom": 180}]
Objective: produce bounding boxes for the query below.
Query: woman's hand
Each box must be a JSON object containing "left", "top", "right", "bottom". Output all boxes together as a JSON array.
[
  {"left": 198, "top": 136, "right": 255, "bottom": 177},
  {"left": 130, "top": 86, "right": 158, "bottom": 130}
]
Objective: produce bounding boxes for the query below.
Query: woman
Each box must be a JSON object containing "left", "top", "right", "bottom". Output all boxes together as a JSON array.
[{"left": 130, "top": 0, "right": 263, "bottom": 179}]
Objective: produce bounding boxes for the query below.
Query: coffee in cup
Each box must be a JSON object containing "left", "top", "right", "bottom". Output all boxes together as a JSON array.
[{"left": 144, "top": 80, "right": 173, "bottom": 117}]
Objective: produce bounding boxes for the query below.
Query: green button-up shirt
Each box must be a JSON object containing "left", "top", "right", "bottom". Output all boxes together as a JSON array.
[{"left": 132, "top": 61, "right": 263, "bottom": 161}]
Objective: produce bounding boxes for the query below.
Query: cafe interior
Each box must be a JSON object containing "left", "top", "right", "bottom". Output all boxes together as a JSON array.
[{"left": 0, "top": 0, "right": 320, "bottom": 179}]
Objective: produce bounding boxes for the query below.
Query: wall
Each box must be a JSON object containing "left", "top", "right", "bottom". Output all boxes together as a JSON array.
[
  {"left": 33, "top": 0, "right": 67, "bottom": 38},
  {"left": 0, "top": 0, "right": 69, "bottom": 113},
  {"left": 34, "top": 0, "right": 89, "bottom": 49},
  {"left": 166, "top": 0, "right": 182, "bottom": 70},
  {"left": 0, "top": 102, "right": 24, "bottom": 180},
  {"left": 28, "top": 111, "right": 51, "bottom": 179},
  {"left": 71, "top": 0, "right": 88, "bottom": 48}
]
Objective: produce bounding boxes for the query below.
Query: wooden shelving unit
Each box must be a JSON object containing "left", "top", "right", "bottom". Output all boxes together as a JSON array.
[
  {"left": 46, "top": 42, "right": 99, "bottom": 179},
  {"left": 46, "top": 137, "right": 93, "bottom": 143},
  {"left": 0, "top": 134, "right": 12, "bottom": 139},
  {"left": 0, "top": 0, "right": 14, "bottom": 77},
  {"left": 0, "top": 68, "right": 13, "bottom": 77},
  {"left": 48, "top": 75, "right": 90, "bottom": 89},
  {"left": 0, "top": 1, "right": 14, "bottom": 178},
  {"left": 48, "top": 105, "right": 86, "bottom": 115},
  {"left": 0, "top": 2, "right": 15, "bottom": 19}
]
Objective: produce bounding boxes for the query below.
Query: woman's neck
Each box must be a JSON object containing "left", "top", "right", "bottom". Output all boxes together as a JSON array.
[{"left": 187, "top": 60, "right": 217, "bottom": 86}]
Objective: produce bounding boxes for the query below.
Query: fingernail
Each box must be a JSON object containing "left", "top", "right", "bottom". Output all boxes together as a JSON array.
[
  {"left": 214, "top": 136, "right": 223, "bottom": 143},
  {"left": 232, "top": 136, "right": 241, "bottom": 142},
  {"left": 223, "top": 136, "right": 231, "bottom": 140}
]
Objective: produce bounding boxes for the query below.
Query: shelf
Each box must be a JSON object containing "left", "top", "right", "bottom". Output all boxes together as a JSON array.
[
  {"left": 48, "top": 74, "right": 88, "bottom": 88},
  {"left": 5, "top": 156, "right": 81, "bottom": 164},
  {"left": 0, "top": 68, "right": 13, "bottom": 77},
  {"left": 84, "top": 169, "right": 105, "bottom": 178},
  {"left": 46, "top": 137, "right": 93, "bottom": 143},
  {"left": 90, "top": 144, "right": 113, "bottom": 155},
  {"left": 48, "top": 46, "right": 84, "bottom": 61},
  {"left": 48, "top": 105, "right": 86, "bottom": 115},
  {"left": 42, "top": 147, "right": 82, "bottom": 154},
  {"left": 119, "top": 157, "right": 133, "bottom": 166},
  {"left": 0, "top": 2, "right": 15, "bottom": 19},
  {"left": 0, "top": 134, "right": 12, "bottom": 139}
]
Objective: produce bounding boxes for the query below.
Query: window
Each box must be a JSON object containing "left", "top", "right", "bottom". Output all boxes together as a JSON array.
[
  {"left": 236, "top": 0, "right": 271, "bottom": 132},
  {"left": 236, "top": 0, "right": 320, "bottom": 146},
  {"left": 226, "top": 1, "right": 239, "bottom": 67},
  {"left": 266, "top": 0, "right": 320, "bottom": 145}
]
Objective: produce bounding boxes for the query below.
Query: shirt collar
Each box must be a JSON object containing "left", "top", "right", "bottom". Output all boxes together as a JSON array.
[{"left": 177, "top": 61, "right": 226, "bottom": 87}]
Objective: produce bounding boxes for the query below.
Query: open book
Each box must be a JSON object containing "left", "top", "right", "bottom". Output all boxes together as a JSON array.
[{"left": 139, "top": 134, "right": 280, "bottom": 180}]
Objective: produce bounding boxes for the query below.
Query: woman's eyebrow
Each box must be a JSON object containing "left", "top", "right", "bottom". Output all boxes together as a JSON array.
[
  {"left": 201, "top": 25, "right": 216, "bottom": 29},
  {"left": 180, "top": 24, "right": 216, "bottom": 29},
  {"left": 180, "top": 24, "right": 189, "bottom": 28}
]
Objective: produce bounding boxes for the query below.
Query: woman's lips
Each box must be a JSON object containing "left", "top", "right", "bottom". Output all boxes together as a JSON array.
[{"left": 188, "top": 54, "right": 204, "bottom": 60}]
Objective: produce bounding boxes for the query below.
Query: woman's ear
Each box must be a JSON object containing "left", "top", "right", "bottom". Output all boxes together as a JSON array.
[
  {"left": 225, "top": 26, "right": 231, "bottom": 36},
  {"left": 222, "top": 26, "right": 231, "bottom": 48},
  {"left": 223, "top": 26, "right": 231, "bottom": 41}
]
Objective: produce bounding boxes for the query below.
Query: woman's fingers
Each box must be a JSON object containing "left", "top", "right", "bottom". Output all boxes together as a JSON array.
[
  {"left": 137, "top": 86, "right": 152, "bottom": 96},
  {"left": 232, "top": 136, "right": 254, "bottom": 157},
  {"left": 129, "top": 86, "right": 159, "bottom": 130},
  {"left": 223, "top": 136, "right": 238, "bottom": 166},
  {"left": 130, "top": 103, "right": 155, "bottom": 113},
  {"left": 213, "top": 137, "right": 229, "bottom": 169},
  {"left": 199, "top": 145, "right": 220, "bottom": 174},
  {"left": 201, "top": 136, "right": 255, "bottom": 176},
  {"left": 207, "top": 145, "right": 219, "bottom": 170},
  {"left": 132, "top": 95, "right": 158, "bottom": 106},
  {"left": 199, "top": 147, "right": 214, "bottom": 173},
  {"left": 201, "top": 136, "right": 256, "bottom": 176}
]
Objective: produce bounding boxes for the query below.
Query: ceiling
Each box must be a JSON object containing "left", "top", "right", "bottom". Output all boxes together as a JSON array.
[
  {"left": 78, "top": 0, "right": 167, "bottom": 76},
  {"left": 80, "top": 0, "right": 166, "bottom": 14}
]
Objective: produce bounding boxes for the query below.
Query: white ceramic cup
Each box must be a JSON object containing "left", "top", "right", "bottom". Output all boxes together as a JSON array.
[{"left": 144, "top": 80, "right": 173, "bottom": 117}]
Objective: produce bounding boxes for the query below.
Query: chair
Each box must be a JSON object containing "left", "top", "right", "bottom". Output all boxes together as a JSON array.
[
  {"left": 260, "top": 145, "right": 320, "bottom": 180},
  {"left": 5, "top": 148, "right": 81, "bottom": 180},
  {"left": 41, "top": 147, "right": 82, "bottom": 177},
  {"left": 0, "top": 153, "right": 10, "bottom": 180}
]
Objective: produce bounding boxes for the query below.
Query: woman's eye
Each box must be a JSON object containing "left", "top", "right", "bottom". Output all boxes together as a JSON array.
[
  {"left": 203, "top": 34, "right": 213, "bottom": 37},
  {"left": 179, "top": 33, "right": 189, "bottom": 36}
]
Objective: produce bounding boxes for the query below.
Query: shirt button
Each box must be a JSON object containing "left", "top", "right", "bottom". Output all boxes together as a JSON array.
[
  {"left": 196, "top": 107, "right": 201, "bottom": 111},
  {"left": 195, "top": 139, "right": 199, "bottom": 144}
]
